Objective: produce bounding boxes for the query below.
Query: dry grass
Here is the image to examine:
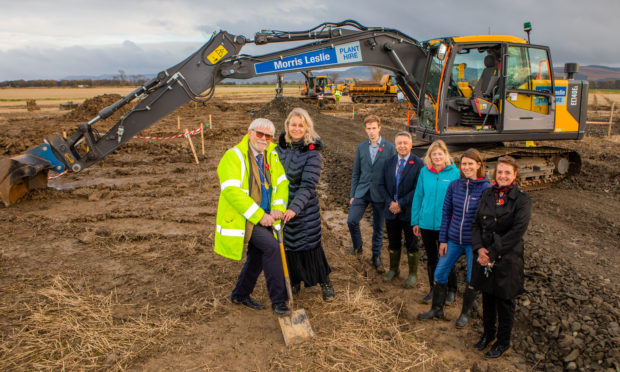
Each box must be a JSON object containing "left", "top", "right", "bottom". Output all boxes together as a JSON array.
[
  {"left": 0, "top": 276, "right": 177, "bottom": 371},
  {"left": 271, "top": 286, "right": 448, "bottom": 371}
]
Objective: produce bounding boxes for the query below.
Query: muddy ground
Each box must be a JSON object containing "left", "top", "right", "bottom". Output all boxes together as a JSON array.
[{"left": 0, "top": 91, "right": 618, "bottom": 371}]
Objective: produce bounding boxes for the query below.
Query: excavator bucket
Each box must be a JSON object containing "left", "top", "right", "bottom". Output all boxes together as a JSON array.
[{"left": 0, "top": 154, "right": 51, "bottom": 207}]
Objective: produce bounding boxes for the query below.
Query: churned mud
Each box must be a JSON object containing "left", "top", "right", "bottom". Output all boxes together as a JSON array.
[{"left": 0, "top": 91, "right": 618, "bottom": 371}]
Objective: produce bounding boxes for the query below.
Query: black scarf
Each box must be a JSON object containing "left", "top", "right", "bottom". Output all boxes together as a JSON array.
[{"left": 492, "top": 181, "right": 515, "bottom": 206}]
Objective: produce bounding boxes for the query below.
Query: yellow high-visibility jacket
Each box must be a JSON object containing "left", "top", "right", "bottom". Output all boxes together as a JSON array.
[{"left": 214, "top": 135, "right": 289, "bottom": 260}]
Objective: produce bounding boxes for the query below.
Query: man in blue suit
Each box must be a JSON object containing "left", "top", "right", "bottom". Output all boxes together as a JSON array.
[
  {"left": 348, "top": 115, "right": 396, "bottom": 272},
  {"left": 379, "top": 132, "right": 423, "bottom": 287}
]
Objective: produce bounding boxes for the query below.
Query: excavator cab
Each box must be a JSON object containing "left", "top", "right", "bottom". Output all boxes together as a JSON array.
[{"left": 414, "top": 36, "right": 587, "bottom": 144}]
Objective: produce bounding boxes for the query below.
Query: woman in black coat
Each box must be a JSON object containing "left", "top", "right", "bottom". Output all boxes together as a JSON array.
[
  {"left": 276, "top": 107, "right": 334, "bottom": 301},
  {"left": 470, "top": 156, "right": 531, "bottom": 358}
]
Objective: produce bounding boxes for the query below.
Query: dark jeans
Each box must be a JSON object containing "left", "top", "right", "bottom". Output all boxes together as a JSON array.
[
  {"left": 482, "top": 292, "right": 516, "bottom": 346},
  {"left": 231, "top": 225, "right": 287, "bottom": 304},
  {"left": 386, "top": 218, "right": 417, "bottom": 254},
  {"left": 420, "top": 228, "right": 457, "bottom": 291},
  {"left": 347, "top": 192, "right": 385, "bottom": 257}
]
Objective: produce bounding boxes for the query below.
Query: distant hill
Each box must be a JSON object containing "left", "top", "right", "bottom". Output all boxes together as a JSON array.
[{"left": 554, "top": 65, "right": 620, "bottom": 81}]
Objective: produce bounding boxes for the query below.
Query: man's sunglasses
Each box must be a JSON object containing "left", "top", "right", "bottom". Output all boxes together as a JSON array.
[{"left": 253, "top": 130, "right": 273, "bottom": 140}]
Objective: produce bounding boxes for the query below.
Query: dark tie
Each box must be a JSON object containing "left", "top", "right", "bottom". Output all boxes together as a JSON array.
[
  {"left": 395, "top": 158, "right": 405, "bottom": 200},
  {"left": 256, "top": 153, "right": 264, "bottom": 169}
]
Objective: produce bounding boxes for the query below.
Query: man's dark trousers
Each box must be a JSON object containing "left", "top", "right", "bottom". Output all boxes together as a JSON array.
[
  {"left": 231, "top": 225, "right": 287, "bottom": 304},
  {"left": 347, "top": 191, "right": 385, "bottom": 257},
  {"left": 386, "top": 218, "right": 415, "bottom": 253}
]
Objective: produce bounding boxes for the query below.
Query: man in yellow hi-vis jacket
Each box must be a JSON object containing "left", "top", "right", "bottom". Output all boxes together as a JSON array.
[{"left": 215, "top": 118, "right": 291, "bottom": 315}]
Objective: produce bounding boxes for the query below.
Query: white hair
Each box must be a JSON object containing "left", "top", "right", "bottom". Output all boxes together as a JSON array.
[{"left": 248, "top": 118, "right": 275, "bottom": 134}]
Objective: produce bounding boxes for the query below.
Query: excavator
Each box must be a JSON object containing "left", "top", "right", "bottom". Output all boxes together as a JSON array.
[
  {"left": 299, "top": 71, "right": 336, "bottom": 103},
  {"left": 0, "top": 20, "right": 587, "bottom": 207}
]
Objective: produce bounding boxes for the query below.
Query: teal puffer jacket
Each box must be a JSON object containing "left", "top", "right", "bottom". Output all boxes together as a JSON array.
[{"left": 410, "top": 164, "right": 460, "bottom": 231}]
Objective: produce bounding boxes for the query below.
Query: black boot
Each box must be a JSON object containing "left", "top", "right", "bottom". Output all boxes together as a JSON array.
[
  {"left": 456, "top": 286, "right": 478, "bottom": 328},
  {"left": 423, "top": 287, "right": 433, "bottom": 304},
  {"left": 485, "top": 342, "right": 510, "bottom": 358},
  {"left": 446, "top": 289, "right": 457, "bottom": 305},
  {"left": 320, "top": 281, "right": 335, "bottom": 301},
  {"left": 384, "top": 249, "right": 401, "bottom": 281},
  {"left": 349, "top": 246, "right": 362, "bottom": 255},
  {"left": 417, "top": 283, "right": 447, "bottom": 320},
  {"left": 371, "top": 254, "right": 385, "bottom": 273},
  {"left": 474, "top": 333, "right": 496, "bottom": 351}
]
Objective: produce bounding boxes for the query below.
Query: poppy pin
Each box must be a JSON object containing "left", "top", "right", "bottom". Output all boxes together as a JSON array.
[
  {"left": 409, "top": 160, "right": 414, "bottom": 164},
  {"left": 309, "top": 144, "right": 315, "bottom": 150},
  {"left": 265, "top": 163, "right": 270, "bottom": 170},
  {"left": 498, "top": 199, "right": 505, "bottom": 206},
  {"left": 378, "top": 147, "right": 383, "bottom": 152}
]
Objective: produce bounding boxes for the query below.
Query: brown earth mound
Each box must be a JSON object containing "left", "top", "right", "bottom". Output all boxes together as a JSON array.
[{"left": 62, "top": 94, "right": 126, "bottom": 122}]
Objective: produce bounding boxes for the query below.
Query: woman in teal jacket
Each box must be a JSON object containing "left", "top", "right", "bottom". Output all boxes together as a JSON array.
[{"left": 411, "top": 140, "right": 460, "bottom": 303}]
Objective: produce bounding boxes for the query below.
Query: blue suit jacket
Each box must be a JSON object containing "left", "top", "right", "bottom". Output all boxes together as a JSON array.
[
  {"left": 379, "top": 152, "right": 423, "bottom": 221},
  {"left": 350, "top": 138, "right": 396, "bottom": 203}
]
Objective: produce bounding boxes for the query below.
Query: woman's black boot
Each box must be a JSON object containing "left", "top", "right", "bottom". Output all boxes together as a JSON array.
[
  {"left": 417, "top": 283, "right": 447, "bottom": 320},
  {"left": 456, "top": 286, "right": 478, "bottom": 328}
]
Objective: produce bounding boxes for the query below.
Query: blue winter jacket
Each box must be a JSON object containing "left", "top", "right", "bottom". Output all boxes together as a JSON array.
[
  {"left": 439, "top": 177, "right": 491, "bottom": 245},
  {"left": 410, "top": 164, "right": 460, "bottom": 231}
]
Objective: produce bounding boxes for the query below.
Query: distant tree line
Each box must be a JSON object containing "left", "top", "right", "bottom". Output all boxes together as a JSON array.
[
  {"left": 0, "top": 79, "right": 147, "bottom": 88},
  {"left": 589, "top": 80, "right": 620, "bottom": 90},
  {"left": 0, "top": 79, "right": 305, "bottom": 88}
]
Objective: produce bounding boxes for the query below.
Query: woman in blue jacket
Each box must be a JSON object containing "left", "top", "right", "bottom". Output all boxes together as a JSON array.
[
  {"left": 411, "top": 140, "right": 460, "bottom": 304},
  {"left": 418, "top": 148, "right": 490, "bottom": 328}
]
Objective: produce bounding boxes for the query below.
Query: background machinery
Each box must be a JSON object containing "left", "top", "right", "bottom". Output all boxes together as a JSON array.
[
  {"left": 0, "top": 20, "right": 587, "bottom": 206},
  {"left": 299, "top": 71, "right": 336, "bottom": 103},
  {"left": 336, "top": 77, "right": 357, "bottom": 95},
  {"left": 349, "top": 73, "right": 399, "bottom": 103}
]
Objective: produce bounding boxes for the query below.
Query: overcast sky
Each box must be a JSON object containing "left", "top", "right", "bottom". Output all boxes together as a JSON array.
[{"left": 1, "top": 0, "right": 618, "bottom": 81}]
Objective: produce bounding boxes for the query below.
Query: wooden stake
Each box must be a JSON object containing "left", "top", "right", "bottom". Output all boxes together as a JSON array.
[
  {"left": 209, "top": 114, "right": 213, "bottom": 130},
  {"left": 177, "top": 116, "right": 180, "bottom": 130},
  {"left": 62, "top": 131, "right": 67, "bottom": 139},
  {"left": 200, "top": 123, "right": 205, "bottom": 155},
  {"left": 185, "top": 128, "right": 199, "bottom": 164},
  {"left": 608, "top": 102, "right": 615, "bottom": 138}
]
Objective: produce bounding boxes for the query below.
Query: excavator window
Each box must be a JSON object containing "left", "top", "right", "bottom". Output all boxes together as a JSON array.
[
  {"left": 506, "top": 46, "right": 530, "bottom": 90},
  {"left": 505, "top": 46, "right": 553, "bottom": 116},
  {"left": 419, "top": 55, "right": 443, "bottom": 129}
]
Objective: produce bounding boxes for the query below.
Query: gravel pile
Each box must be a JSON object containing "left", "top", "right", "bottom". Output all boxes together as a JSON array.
[{"left": 508, "top": 238, "right": 620, "bottom": 371}]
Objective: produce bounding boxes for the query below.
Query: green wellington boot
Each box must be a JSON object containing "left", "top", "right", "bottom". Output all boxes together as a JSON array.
[
  {"left": 404, "top": 252, "right": 419, "bottom": 288},
  {"left": 384, "top": 249, "right": 401, "bottom": 281}
]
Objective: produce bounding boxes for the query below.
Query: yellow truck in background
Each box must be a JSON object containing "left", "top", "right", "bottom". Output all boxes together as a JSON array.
[
  {"left": 349, "top": 74, "right": 399, "bottom": 103},
  {"left": 336, "top": 77, "right": 357, "bottom": 95}
]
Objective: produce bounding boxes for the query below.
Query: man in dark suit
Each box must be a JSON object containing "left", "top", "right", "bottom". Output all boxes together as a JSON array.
[
  {"left": 379, "top": 132, "right": 423, "bottom": 287},
  {"left": 348, "top": 115, "right": 396, "bottom": 272}
]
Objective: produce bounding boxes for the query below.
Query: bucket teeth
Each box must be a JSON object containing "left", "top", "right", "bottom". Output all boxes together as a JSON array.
[{"left": 0, "top": 155, "right": 50, "bottom": 207}]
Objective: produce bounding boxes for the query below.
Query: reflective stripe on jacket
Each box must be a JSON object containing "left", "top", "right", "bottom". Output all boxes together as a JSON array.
[{"left": 214, "top": 135, "right": 289, "bottom": 260}]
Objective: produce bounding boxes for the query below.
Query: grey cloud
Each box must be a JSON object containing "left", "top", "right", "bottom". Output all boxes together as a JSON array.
[{"left": 1, "top": 0, "right": 619, "bottom": 80}]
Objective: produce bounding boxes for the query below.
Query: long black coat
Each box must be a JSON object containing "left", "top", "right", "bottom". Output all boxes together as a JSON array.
[
  {"left": 276, "top": 133, "right": 323, "bottom": 252},
  {"left": 471, "top": 185, "right": 531, "bottom": 299}
]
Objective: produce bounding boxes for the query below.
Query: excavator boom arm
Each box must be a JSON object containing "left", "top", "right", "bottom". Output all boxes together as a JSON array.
[{"left": 0, "top": 20, "right": 431, "bottom": 206}]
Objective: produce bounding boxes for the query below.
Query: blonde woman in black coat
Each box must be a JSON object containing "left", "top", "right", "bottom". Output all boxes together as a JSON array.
[
  {"left": 470, "top": 156, "right": 531, "bottom": 358},
  {"left": 276, "top": 108, "right": 334, "bottom": 301}
]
